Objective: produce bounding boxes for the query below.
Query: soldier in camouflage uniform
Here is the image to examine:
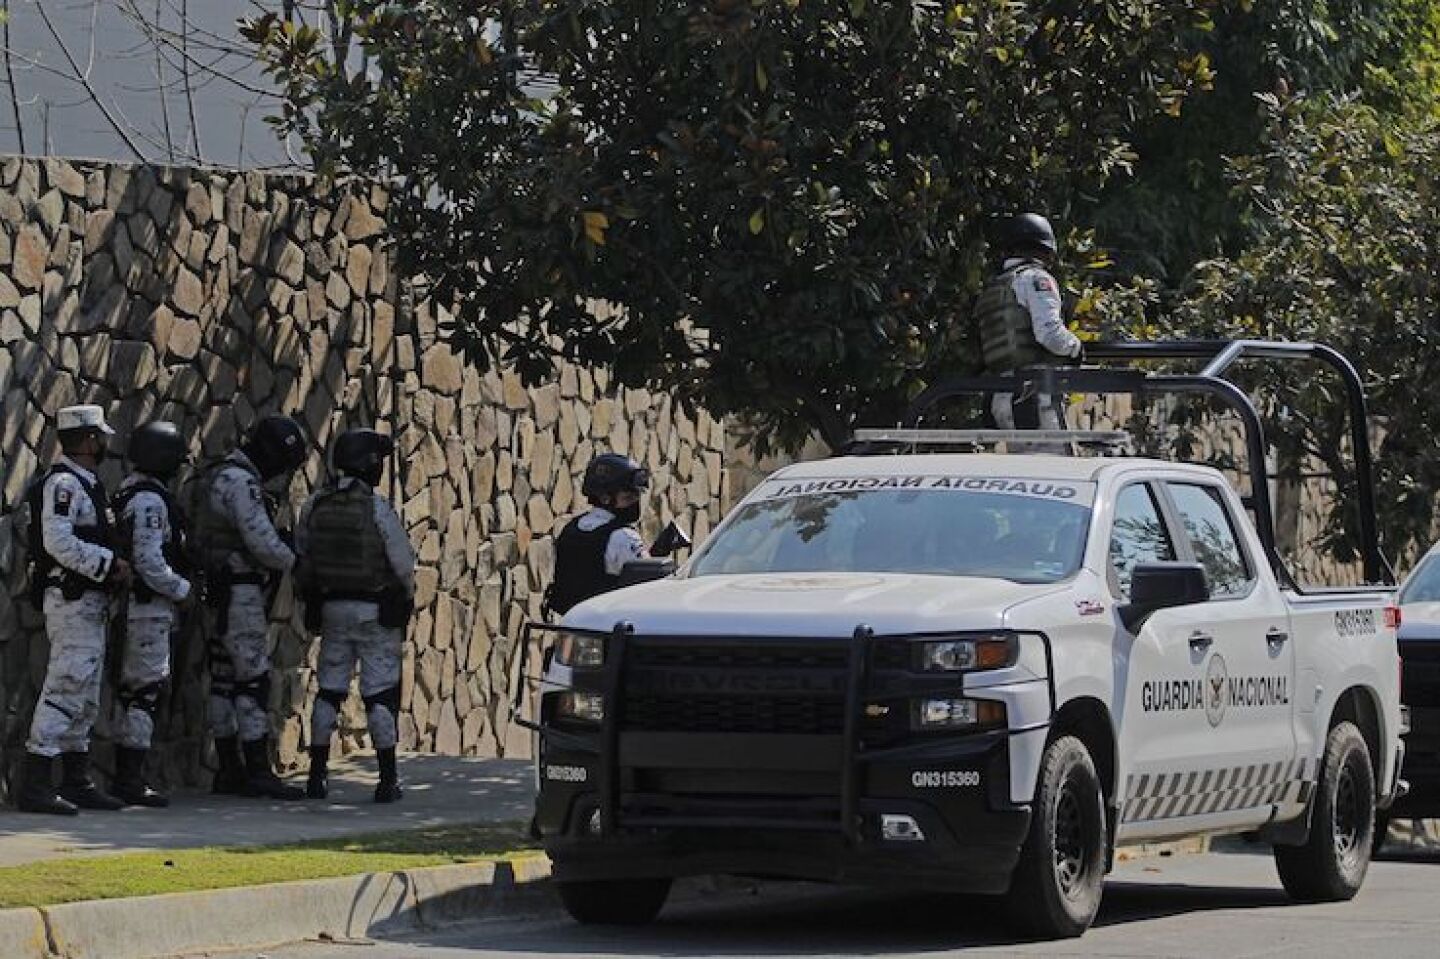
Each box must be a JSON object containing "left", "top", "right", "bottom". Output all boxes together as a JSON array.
[
  {"left": 16, "top": 405, "right": 132, "bottom": 815},
  {"left": 111, "top": 421, "right": 192, "bottom": 808},
  {"left": 296, "top": 429, "right": 415, "bottom": 803},
  {"left": 974, "top": 213, "right": 1083, "bottom": 436},
  {"left": 196, "top": 415, "right": 307, "bottom": 800}
]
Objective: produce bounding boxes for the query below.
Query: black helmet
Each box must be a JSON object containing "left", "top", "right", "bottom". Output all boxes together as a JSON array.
[
  {"left": 242, "top": 414, "right": 307, "bottom": 480},
  {"left": 332, "top": 428, "right": 394, "bottom": 486},
  {"left": 581, "top": 453, "right": 649, "bottom": 503},
  {"left": 128, "top": 420, "right": 187, "bottom": 478},
  {"left": 1004, "top": 212, "right": 1057, "bottom": 257}
]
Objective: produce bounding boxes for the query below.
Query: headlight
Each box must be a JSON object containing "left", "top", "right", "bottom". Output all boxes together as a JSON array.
[
  {"left": 912, "top": 697, "right": 1005, "bottom": 731},
  {"left": 913, "top": 634, "right": 1016, "bottom": 672},
  {"left": 555, "top": 633, "right": 605, "bottom": 668},
  {"left": 556, "top": 691, "right": 605, "bottom": 724}
]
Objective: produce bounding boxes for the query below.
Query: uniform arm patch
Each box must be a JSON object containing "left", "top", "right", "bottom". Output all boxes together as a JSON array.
[{"left": 53, "top": 488, "right": 72, "bottom": 515}]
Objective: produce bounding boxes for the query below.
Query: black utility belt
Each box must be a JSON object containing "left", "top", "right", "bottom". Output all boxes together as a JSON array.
[
  {"left": 319, "top": 590, "right": 388, "bottom": 603},
  {"left": 228, "top": 573, "right": 270, "bottom": 586},
  {"left": 43, "top": 575, "right": 107, "bottom": 598}
]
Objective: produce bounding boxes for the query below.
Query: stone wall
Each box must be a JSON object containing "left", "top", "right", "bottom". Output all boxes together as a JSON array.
[{"left": 0, "top": 156, "right": 728, "bottom": 788}]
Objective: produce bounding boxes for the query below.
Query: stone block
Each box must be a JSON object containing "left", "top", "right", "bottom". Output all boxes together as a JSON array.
[
  {"left": 325, "top": 271, "right": 351, "bottom": 309},
  {"left": 82, "top": 210, "right": 114, "bottom": 255},
  {"left": 273, "top": 237, "right": 305, "bottom": 285},
  {"left": 168, "top": 316, "right": 202, "bottom": 361},
  {"left": 346, "top": 243, "right": 372, "bottom": 297},
  {"left": 12, "top": 224, "right": 46, "bottom": 290},
  {"left": 172, "top": 267, "right": 205, "bottom": 316},
  {"left": 420, "top": 343, "right": 464, "bottom": 396}
]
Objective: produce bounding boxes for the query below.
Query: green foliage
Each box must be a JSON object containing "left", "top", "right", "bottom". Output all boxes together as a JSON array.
[
  {"left": 1167, "top": 95, "right": 1440, "bottom": 563},
  {"left": 246, "top": 1, "right": 1225, "bottom": 453},
  {"left": 1088, "top": 0, "right": 1438, "bottom": 285}
]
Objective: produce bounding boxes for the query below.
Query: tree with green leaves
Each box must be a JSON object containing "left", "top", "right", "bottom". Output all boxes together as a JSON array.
[
  {"left": 1164, "top": 94, "right": 1440, "bottom": 566},
  {"left": 246, "top": 0, "right": 1224, "bottom": 453}
]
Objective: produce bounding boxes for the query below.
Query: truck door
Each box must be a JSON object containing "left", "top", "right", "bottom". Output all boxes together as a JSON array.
[
  {"left": 1157, "top": 480, "right": 1298, "bottom": 824},
  {"left": 1110, "top": 481, "right": 1216, "bottom": 826}
]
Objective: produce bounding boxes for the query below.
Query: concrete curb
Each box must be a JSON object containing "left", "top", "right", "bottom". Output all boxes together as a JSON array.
[{"left": 0, "top": 854, "right": 553, "bottom": 959}]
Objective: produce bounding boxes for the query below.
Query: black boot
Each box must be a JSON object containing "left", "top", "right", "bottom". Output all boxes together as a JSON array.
[
  {"left": 211, "top": 736, "right": 249, "bottom": 796},
  {"left": 242, "top": 737, "right": 304, "bottom": 801},
  {"left": 113, "top": 747, "right": 169, "bottom": 808},
  {"left": 57, "top": 752, "right": 124, "bottom": 811},
  {"left": 306, "top": 745, "right": 329, "bottom": 800},
  {"left": 14, "top": 752, "right": 78, "bottom": 816},
  {"left": 374, "top": 747, "right": 402, "bottom": 804}
]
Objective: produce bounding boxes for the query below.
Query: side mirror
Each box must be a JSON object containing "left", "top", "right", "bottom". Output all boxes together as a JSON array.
[
  {"left": 650, "top": 521, "right": 692, "bottom": 558},
  {"left": 1119, "top": 562, "right": 1210, "bottom": 632},
  {"left": 617, "top": 558, "right": 677, "bottom": 588}
]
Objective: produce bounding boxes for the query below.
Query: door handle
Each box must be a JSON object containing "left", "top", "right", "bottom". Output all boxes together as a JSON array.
[
  {"left": 1266, "top": 629, "right": 1289, "bottom": 648},
  {"left": 1188, "top": 631, "right": 1214, "bottom": 651}
]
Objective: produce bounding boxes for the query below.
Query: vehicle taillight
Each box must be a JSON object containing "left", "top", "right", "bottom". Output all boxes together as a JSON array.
[{"left": 1385, "top": 606, "right": 1402, "bottom": 630}]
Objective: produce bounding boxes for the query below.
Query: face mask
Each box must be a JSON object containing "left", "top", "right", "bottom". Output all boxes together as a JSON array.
[{"left": 614, "top": 501, "right": 641, "bottom": 525}]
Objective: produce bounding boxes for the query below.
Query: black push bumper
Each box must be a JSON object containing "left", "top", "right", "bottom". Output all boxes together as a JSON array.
[{"left": 536, "top": 732, "right": 1030, "bottom": 894}]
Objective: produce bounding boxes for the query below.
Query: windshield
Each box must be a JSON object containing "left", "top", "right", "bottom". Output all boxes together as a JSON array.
[
  {"left": 1401, "top": 553, "right": 1440, "bottom": 604},
  {"left": 690, "top": 475, "right": 1095, "bottom": 583}
]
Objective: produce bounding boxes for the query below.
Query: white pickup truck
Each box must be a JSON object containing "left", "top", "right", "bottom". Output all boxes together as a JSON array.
[{"left": 532, "top": 344, "right": 1404, "bottom": 939}]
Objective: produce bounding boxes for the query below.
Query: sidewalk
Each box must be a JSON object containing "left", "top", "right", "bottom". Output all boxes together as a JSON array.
[{"left": 0, "top": 754, "right": 535, "bottom": 867}]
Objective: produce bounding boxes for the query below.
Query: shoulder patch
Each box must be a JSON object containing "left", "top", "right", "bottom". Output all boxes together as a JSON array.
[
  {"left": 1032, "top": 274, "right": 1057, "bottom": 295},
  {"left": 53, "top": 486, "right": 72, "bottom": 515},
  {"left": 147, "top": 514, "right": 163, "bottom": 529}
]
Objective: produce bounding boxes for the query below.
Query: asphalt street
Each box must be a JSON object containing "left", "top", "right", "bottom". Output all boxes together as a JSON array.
[{"left": 230, "top": 841, "right": 1440, "bottom": 959}]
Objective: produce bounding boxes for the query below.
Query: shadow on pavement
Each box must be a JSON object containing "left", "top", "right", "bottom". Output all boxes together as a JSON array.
[
  {"left": 396, "top": 875, "right": 1291, "bottom": 956},
  {"left": 0, "top": 755, "right": 533, "bottom": 865}
]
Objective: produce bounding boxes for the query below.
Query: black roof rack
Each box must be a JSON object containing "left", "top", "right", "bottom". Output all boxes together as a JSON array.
[{"left": 891, "top": 339, "right": 1389, "bottom": 586}]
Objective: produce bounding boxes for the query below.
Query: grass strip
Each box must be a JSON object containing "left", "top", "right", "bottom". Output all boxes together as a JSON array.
[{"left": 0, "top": 821, "right": 539, "bottom": 909}]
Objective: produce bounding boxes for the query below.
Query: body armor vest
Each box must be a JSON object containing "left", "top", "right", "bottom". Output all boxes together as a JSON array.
[
  {"left": 975, "top": 261, "right": 1048, "bottom": 372},
  {"left": 114, "top": 477, "right": 188, "bottom": 602},
  {"left": 25, "top": 463, "right": 113, "bottom": 604},
  {"left": 548, "top": 515, "right": 628, "bottom": 616},
  {"left": 192, "top": 460, "right": 259, "bottom": 569},
  {"left": 305, "top": 482, "right": 394, "bottom": 595}
]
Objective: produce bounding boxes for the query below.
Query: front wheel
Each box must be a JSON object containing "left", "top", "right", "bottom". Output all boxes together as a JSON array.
[
  {"left": 557, "top": 878, "right": 672, "bottom": 925},
  {"left": 1005, "top": 735, "right": 1107, "bottom": 938},
  {"left": 1274, "top": 721, "right": 1375, "bottom": 902}
]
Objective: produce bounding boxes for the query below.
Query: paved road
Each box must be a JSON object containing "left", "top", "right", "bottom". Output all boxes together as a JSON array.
[
  {"left": 0, "top": 755, "right": 533, "bottom": 867},
  {"left": 246, "top": 843, "right": 1440, "bottom": 959}
]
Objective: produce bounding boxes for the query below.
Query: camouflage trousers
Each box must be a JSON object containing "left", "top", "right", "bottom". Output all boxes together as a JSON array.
[
  {"left": 206, "top": 584, "right": 272, "bottom": 743},
  {"left": 114, "top": 605, "right": 175, "bottom": 750},
  {"left": 27, "top": 589, "right": 110, "bottom": 758},
  {"left": 310, "top": 601, "right": 402, "bottom": 751}
]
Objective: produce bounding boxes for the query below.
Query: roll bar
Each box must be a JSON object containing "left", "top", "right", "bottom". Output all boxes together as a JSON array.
[{"left": 896, "top": 340, "right": 1389, "bottom": 586}]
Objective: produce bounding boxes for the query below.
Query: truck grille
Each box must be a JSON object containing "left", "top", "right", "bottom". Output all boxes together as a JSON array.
[
  {"left": 1401, "top": 640, "right": 1440, "bottom": 708},
  {"left": 622, "top": 641, "right": 848, "bottom": 735}
]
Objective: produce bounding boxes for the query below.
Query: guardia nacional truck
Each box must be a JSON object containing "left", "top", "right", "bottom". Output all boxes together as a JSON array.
[{"left": 529, "top": 341, "right": 1405, "bottom": 939}]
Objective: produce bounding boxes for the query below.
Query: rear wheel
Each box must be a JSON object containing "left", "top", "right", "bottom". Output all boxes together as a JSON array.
[
  {"left": 1005, "top": 735, "right": 1107, "bottom": 938},
  {"left": 1274, "top": 721, "right": 1375, "bottom": 902},
  {"left": 557, "top": 878, "right": 672, "bottom": 925}
]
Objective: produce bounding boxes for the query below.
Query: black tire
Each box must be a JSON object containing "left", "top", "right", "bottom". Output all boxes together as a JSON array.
[
  {"left": 556, "top": 878, "right": 672, "bottom": 925},
  {"left": 1005, "top": 735, "right": 1107, "bottom": 939},
  {"left": 1372, "top": 809, "right": 1391, "bottom": 857},
  {"left": 1274, "top": 721, "right": 1375, "bottom": 902}
]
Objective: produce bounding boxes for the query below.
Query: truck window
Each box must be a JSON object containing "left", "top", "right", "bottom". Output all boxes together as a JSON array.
[
  {"left": 1167, "top": 483, "right": 1252, "bottom": 598},
  {"left": 1400, "top": 552, "right": 1440, "bottom": 604},
  {"left": 1109, "top": 484, "right": 1175, "bottom": 598},
  {"left": 690, "top": 485, "right": 1093, "bottom": 583}
]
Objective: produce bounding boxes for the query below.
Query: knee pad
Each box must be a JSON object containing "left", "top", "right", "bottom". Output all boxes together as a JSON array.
[
  {"left": 362, "top": 685, "right": 401, "bottom": 716},
  {"left": 233, "top": 673, "right": 272, "bottom": 707},
  {"left": 317, "top": 688, "right": 348, "bottom": 710},
  {"left": 120, "top": 680, "right": 169, "bottom": 716}
]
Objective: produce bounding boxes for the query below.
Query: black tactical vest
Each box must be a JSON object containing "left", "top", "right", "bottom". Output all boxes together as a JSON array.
[
  {"left": 304, "top": 481, "right": 394, "bottom": 596},
  {"left": 114, "top": 476, "right": 189, "bottom": 602},
  {"left": 548, "top": 514, "right": 629, "bottom": 616},
  {"left": 25, "top": 463, "right": 113, "bottom": 604},
  {"left": 974, "top": 260, "right": 1049, "bottom": 372}
]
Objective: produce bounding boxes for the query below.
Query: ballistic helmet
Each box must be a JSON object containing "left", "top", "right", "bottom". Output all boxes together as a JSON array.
[
  {"left": 128, "top": 420, "right": 187, "bottom": 478},
  {"left": 242, "top": 414, "right": 306, "bottom": 480},
  {"left": 332, "top": 428, "right": 394, "bottom": 486},
  {"left": 581, "top": 453, "right": 650, "bottom": 504},
  {"left": 1003, "top": 213, "right": 1058, "bottom": 258}
]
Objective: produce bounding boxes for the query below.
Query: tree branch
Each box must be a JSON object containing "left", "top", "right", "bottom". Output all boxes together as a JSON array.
[{"left": 34, "top": 1, "right": 147, "bottom": 160}]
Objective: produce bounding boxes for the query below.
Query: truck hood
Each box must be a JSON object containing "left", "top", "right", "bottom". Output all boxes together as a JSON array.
[{"left": 560, "top": 572, "right": 1071, "bottom": 637}]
